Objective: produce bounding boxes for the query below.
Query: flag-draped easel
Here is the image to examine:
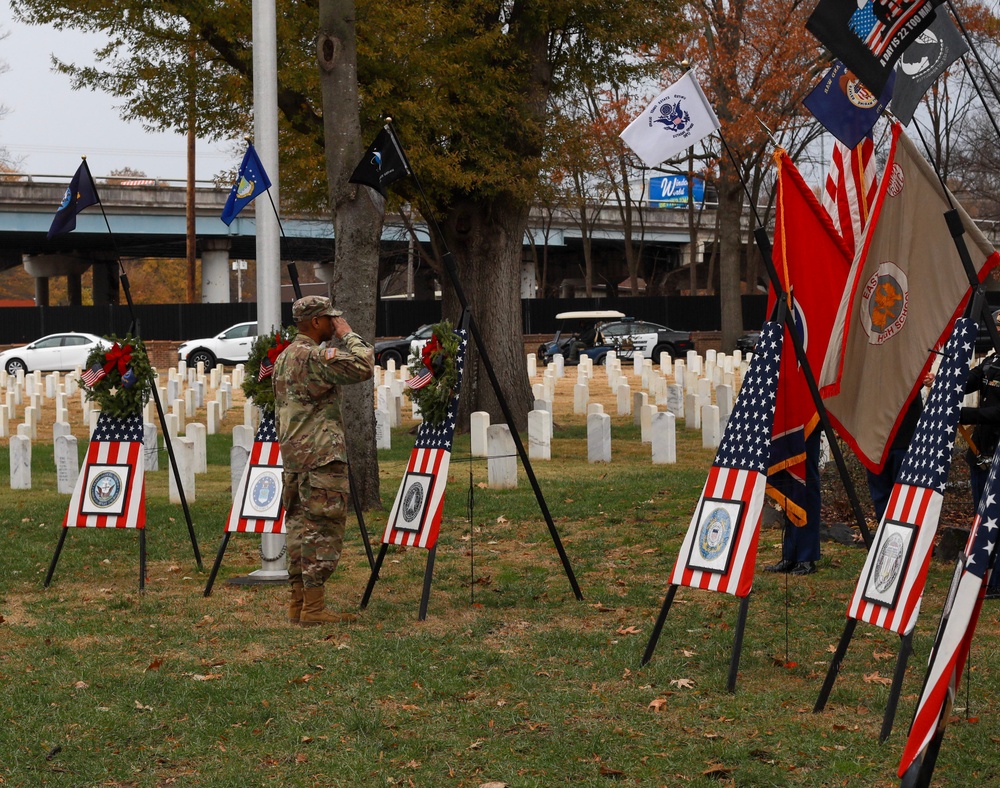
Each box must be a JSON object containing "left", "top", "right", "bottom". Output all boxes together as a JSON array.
[
  {"left": 352, "top": 120, "right": 583, "bottom": 605},
  {"left": 360, "top": 311, "right": 470, "bottom": 619},
  {"left": 813, "top": 318, "right": 976, "bottom": 742},
  {"left": 43, "top": 159, "right": 203, "bottom": 589}
]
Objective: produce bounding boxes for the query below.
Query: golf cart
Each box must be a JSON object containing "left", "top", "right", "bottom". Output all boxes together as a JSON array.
[{"left": 537, "top": 310, "right": 627, "bottom": 366}]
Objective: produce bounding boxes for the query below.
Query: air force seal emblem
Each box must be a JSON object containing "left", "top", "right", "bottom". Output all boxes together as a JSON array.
[{"left": 249, "top": 471, "right": 279, "bottom": 513}]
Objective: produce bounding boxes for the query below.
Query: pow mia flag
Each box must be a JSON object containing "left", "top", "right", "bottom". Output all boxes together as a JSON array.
[{"left": 889, "top": 10, "right": 967, "bottom": 125}]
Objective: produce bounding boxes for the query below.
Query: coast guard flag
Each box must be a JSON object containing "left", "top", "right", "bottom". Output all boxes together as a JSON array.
[
  {"left": 804, "top": 61, "right": 894, "bottom": 149},
  {"left": 382, "top": 323, "right": 468, "bottom": 550},
  {"left": 620, "top": 69, "right": 720, "bottom": 168},
  {"left": 766, "top": 151, "right": 852, "bottom": 525},
  {"left": 847, "top": 319, "right": 974, "bottom": 636},
  {"left": 898, "top": 438, "right": 1000, "bottom": 785},
  {"left": 226, "top": 412, "right": 285, "bottom": 534},
  {"left": 63, "top": 412, "right": 145, "bottom": 529},
  {"left": 807, "top": 0, "right": 943, "bottom": 95},
  {"left": 889, "top": 10, "right": 967, "bottom": 125},
  {"left": 822, "top": 137, "right": 879, "bottom": 256},
  {"left": 349, "top": 127, "right": 410, "bottom": 197},
  {"left": 669, "top": 321, "right": 782, "bottom": 597},
  {"left": 819, "top": 123, "right": 1000, "bottom": 472},
  {"left": 221, "top": 144, "right": 271, "bottom": 226},
  {"left": 47, "top": 161, "right": 100, "bottom": 239}
]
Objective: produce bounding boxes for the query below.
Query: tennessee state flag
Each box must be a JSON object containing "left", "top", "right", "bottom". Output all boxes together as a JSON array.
[{"left": 765, "top": 150, "right": 852, "bottom": 525}]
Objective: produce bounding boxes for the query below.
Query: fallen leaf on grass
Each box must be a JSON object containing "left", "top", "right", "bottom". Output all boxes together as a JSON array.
[
  {"left": 669, "top": 678, "right": 695, "bottom": 689},
  {"left": 300, "top": 736, "right": 313, "bottom": 744},
  {"left": 681, "top": 649, "right": 696, "bottom": 658},
  {"left": 478, "top": 782, "right": 507, "bottom": 788},
  {"left": 192, "top": 673, "right": 223, "bottom": 682},
  {"left": 863, "top": 672, "right": 892, "bottom": 686},
  {"left": 826, "top": 644, "right": 838, "bottom": 653},
  {"left": 73, "top": 681, "right": 89, "bottom": 689},
  {"left": 468, "top": 739, "right": 485, "bottom": 750},
  {"left": 615, "top": 626, "right": 641, "bottom": 635},
  {"left": 145, "top": 658, "right": 163, "bottom": 672},
  {"left": 134, "top": 700, "right": 153, "bottom": 711},
  {"left": 598, "top": 765, "right": 625, "bottom": 778},
  {"left": 592, "top": 603, "right": 615, "bottom": 613},
  {"left": 873, "top": 650, "right": 895, "bottom": 661},
  {"left": 295, "top": 753, "right": 307, "bottom": 764},
  {"left": 496, "top": 516, "right": 508, "bottom": 524},
  {"left": 288, "top": 674, "right": 313, "bottom": 684},
  {"left": 648, "top": 698, "right": 668, "bottom": 712},
  {"left": 702, "top": 763, "right": 732, "bottom": 779}
]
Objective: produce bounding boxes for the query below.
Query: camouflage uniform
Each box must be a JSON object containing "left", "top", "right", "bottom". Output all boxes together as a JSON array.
[{"left": 274, "top": 318, "right": 374, "bottom": 588}]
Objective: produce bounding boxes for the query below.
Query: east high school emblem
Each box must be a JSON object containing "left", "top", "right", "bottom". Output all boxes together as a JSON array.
[{"left": 861, "top": 261, "right": 908, "bottom": 345}]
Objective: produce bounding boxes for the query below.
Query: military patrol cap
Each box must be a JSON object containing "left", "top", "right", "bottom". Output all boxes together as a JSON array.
[{"left": 293, "top": 295, "right": 343, "bottom": 322}]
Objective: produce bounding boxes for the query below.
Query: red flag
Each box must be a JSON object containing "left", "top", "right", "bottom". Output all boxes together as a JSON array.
[
  {"left": 822, "top": 137, "right": 878, "bottom": 257},
  {"left": 669, "top": 322, "right": 782, "bottom": 597},
  {"left": 820, "top": 123, "right": 1000, "bottom": 472},
  {"left": 765, "top": 151, "right": 852, "bottom": 525}
]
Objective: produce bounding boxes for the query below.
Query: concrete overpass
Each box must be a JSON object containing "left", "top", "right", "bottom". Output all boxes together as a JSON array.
[{"left": 0, "top": 173, "right": 713, "bottom": 305}]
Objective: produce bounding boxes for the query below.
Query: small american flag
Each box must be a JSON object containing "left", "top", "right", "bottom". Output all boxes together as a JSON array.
[
  {"left": 63, "top": 412, "right": 145, "bottom": 529},
  {"left": 257, "top": 356, "right": 274, "bottom": 381},
  {"left": 226, "top": 412, "right": 285, "bottom": 534},
  {"left": 822, "top": 137, "right": 878, "bottom": 257},
  {"left": 899, "top": 432, "right": 1000, "bottom": 783},
  {"left": 81, "top": 363, "right": 107, "bottom": 387},
  {"left": 382, "top": 325, "right": 468, "bottom": 550},
  {"left": 848, "top": 319, "right": 975, "bottom": 635},
  {"left": 405, "top": 368, "right": 433, "bottom": 390},
  {"left": 669, "top": 321, "right": 782, "bottom": 597}
]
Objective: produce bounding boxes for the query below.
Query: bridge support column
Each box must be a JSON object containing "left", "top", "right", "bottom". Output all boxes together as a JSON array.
[
  {"left": 92, "top": 258, "right": 120, "bottom": 306},
  {"left": 67, "top": 274, "right": 83, "bottom": 306},
  {"left": 34, "top": 277, "right": 50, "bottom": 307},
  {"left": 201, "top": 238, "right": 232, "bottom": 303},
  {"left": 520, "top": 258, "right": 536, "bottom": 299}
]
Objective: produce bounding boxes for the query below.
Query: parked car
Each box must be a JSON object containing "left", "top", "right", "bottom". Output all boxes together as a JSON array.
[
  {"left": 0, "top": 332, "right": 110, "bottom": 375},
  {"left": 177, "top": 322, "right": 258, "bottom": 370},
  {"left": 537, "top": 311, "right": 625, "bottom": 366},
  {"left": 374, "top": 324, "right": 434, "bottom": 369},
  {"left": 735, "top": 331, "right": 760, "bottom": 354},
  {"left": 599, "top": 319, "right": 695, "bottom": 361}
]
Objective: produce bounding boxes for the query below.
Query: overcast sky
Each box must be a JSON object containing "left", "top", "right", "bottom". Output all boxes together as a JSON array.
[{"left": 1, "top": 1, "right": 240, "bottom": 182}]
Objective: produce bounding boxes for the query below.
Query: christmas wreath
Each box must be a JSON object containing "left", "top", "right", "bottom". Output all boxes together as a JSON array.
[
  {"left": 406, "top": 319, "right": 459, "bottom": 426},
  {"left": 242, "top": 326, "right": 296, "bottom": 412},
  {"left": 81, "top": 335, "right": 153, "bottom": 419}
]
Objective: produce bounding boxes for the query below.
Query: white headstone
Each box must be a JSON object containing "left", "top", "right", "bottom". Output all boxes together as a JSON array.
[
  {"left": 375, "top": 409, "right": 391, "bottom": 450},
  {"left": 207, "top": 401, "right": 222, "bottom": 435},
  {"left": 385, "top": 357, "right": 397, "bottom": 376},
  {"left": 573, "top": 383, "right": 589, "bottom": 415},
  {"left": 23, "top": 405, "right": 38, "bottom": 439},
  {"left": 487, "top": 424, "right": 518, "bottom": 488},
  {"left": 232, "top": 424, "right": 253, "bottom": 450},
  {"left": 640, "top": 403, "right": 656, "bottom": 444},
  {"left": 526, "top": 353, "right": 537, "bottom": 378},
  {"left": 243, "top": 401, "right": 256, "bottom": 429},
  {"left": 143, "top": 423, "right": 159, "bottom": 472},
  {"left": 165, "top": 413, "right": 179, "bottom": 438},
  {"left": 587, "top": 412, "right": 611, "bottom": 463},
  {"left": 10, "top": 435, "right": 31, "bottom": 489},
  {"left": 672, "top": 360, "right": 685, "bottom": 385},
  {"left": 171, "top": 398, "right": 186, "bottom": 432},
  {"left": 185, "top": 389, "right": 196, "bottom": 419},
  {"left": 65, "top": 374, "right": 79, "bottom": 397},
  {"left": 168, "top": 437, "right": 196, "bottom": 503},
  {"left": 194, "top": 380, "right": 205, "bottom": 408},
  {"left": 528, "top": 410, "right": 551, "bottom": 460},
  {"left": 533, "top": 398, "right": 553, "bottom": 438},
  {"left": 231, "top": 445, "right": 250, "bottom": 500},
  {"left": 702, "top": 404, "right": 721, "bottom": 449},
  {"left": 186, "top": 422, "right": 208, "bottom": 474},
  {"left": 716, "top": 383, "right": 734, "bottom": 428},
  {"left": 684, "top": 393, "right": 701, "bottom": 429},
  {"left": 45, "top": 373, "right": 57, "bottom": 399},
  {"left": 167, "top": 378, "right": 180, "bottom": 404},
  {"left": 54, "top": 434, "right": 79, "bottom": 494},
  {"left": 52, "top": 421, "right": 72, "bottom": 442},
  {"left": 470, "top": 411, "right": 490, "bottom": 457},
  {"left": 0, "top": 404, "right": 8, "bottom": 438},
  {"left": 587, "top": 403, "right": 604, "bottom": 416},
  {"left": 632, "top": 391, "right": 648, "bottom": 426},
  {"left": 617, "top": 384, "right": 631, "bottom": 416},
  {"left": 377, "top": 384, "right": 391, "bottom": 413},
  {"left": 553, "top": 353, "right": 565, "bottom": 379},
  {"left": 651, "top": 411, "right": 676, "bottom": 464},
  {"left": 532, "top": 382, "right": 545, "bottom": 401}
]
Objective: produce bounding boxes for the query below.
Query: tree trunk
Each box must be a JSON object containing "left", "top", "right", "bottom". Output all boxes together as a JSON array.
[
  {"left": 439, "top": 194, "right": 533, "bottom": 432},
  {"left": 717, "top": 161, "right": 744, "bottom": 351},
  {"left": 317, "top": 0, "right": 384, "bottom": 510}
]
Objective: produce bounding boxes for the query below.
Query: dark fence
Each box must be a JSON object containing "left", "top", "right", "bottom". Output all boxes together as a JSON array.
[{"left": 0, "top": 295, "right": 770, "bottom": 344}]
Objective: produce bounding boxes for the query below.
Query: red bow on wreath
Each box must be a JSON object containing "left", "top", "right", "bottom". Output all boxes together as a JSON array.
[
  {"left": 103, "top": 343, "right": 133, "bottom": 376},
  {"left": 258, "top": 334, "right": 290, "bottom": 381},
  {"left": 420, "top": 334, "right": 446, "bottom": 376}
]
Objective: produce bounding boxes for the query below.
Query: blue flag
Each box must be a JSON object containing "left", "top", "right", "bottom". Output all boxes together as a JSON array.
[
  {"left": 221, "top": 144, "right": 272, "bottom": 226},
  {"left": 47, "top": 161, "right": 100, "bottom": 239},
  {"left": 803, "top": 61, "right": 894, "bottom": 148}
]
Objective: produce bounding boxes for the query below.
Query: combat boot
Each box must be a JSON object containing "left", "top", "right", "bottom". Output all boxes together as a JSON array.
[
  {"left": 299, "top": 586, "right": 358, "bottom": 626},
  {"left": 288, "top": 577, "right": 304, "bottom": 624}
]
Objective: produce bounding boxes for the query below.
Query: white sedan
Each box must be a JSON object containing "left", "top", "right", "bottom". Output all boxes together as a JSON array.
[
  {"left": 176, "top": 322, "right": 258, "bottom": 371},
  {"left": 0, "top": 332, "right": 110, "bottom": 375}
]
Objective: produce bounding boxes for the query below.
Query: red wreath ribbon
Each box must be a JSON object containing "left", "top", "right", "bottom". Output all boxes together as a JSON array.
[
  {"left": 421, "top": 334, "right": 442, "bottom": 372},
  {"left": 267, "top": 334, "right": 290, "bottom": 364},
  {"left": 103, "top": 343, "right": 133, "bottom": 376}
]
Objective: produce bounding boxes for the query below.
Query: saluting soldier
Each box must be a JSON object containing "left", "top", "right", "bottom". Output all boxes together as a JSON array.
[{"left": 273, "top": 295, "right": 375, "bottom": 625}]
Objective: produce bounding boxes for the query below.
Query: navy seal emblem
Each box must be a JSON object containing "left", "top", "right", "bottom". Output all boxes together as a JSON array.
[{"left": 89, "top": 470, "right": 122, "bottom": 509}]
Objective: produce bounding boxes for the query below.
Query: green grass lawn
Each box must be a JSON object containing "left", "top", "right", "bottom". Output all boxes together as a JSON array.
[{"left": 0, "top": 424, "right": 997, "bottom": 786}]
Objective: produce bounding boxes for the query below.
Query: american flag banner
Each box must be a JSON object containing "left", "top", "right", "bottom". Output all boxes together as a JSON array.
[
  {"left": 81, "top": 363, "right": 107, "bottom": 387},
  {"left": 382, "top": 325, "right": 468, "bottom": 550},
  {"left": 63, "top": 412, "right": 145, "bottom": 529},
  {"left": 899, "top": 435, "right": 1000, "bottom": 783},
  {"left": 848, "top": 318, "right": 975, "bottom": 635},
  {"left": 406, "top": 368, "right": 433, "bottom": 390},
  {"left": 822, "top": 137, "right": 879, "bottom": 257},
  {"left": 226, "top": 412, "right": 285, "bottom": 534},
  {"left": 669, "top": 321, "right": 782, "bottom": 597},
  {"left": 257, "top": 356, "right": 274, "bottom": 381}
]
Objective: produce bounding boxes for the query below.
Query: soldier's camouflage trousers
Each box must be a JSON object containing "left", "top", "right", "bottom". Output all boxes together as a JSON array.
[{"left": 282, "top": 461, "right": 349, "bottom": 588}]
